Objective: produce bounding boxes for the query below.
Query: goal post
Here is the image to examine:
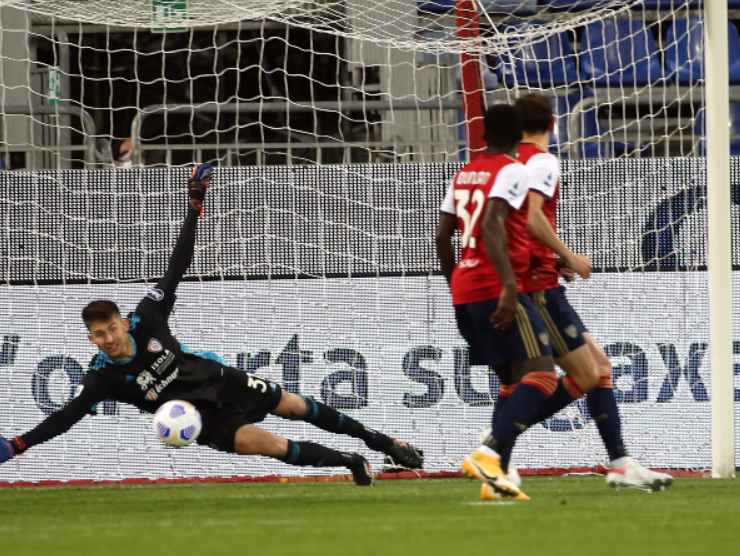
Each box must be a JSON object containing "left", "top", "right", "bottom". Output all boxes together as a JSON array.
[{"left": 704, "top": 0, "right": 735, "bottom": 480}]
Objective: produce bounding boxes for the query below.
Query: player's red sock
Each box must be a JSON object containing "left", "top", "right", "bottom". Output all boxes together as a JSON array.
[{"left": 533, "top": 375, "right": 584, "bottom": 423}]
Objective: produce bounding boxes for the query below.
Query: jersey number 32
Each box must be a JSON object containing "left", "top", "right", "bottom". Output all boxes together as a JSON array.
[{"left": 454, "top": 188, "right": 485, "bottom": 249}]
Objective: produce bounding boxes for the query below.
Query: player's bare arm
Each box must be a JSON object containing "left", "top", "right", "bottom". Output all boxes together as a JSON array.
[
  {"left": 435, "top": 211, "right": 458, "bottom": 284},
  {"left": 480, "top": 198, "right": 517, "bottom": 329},
  {"left": 526, "top": 191, "right": 592, "bottom": 279}
]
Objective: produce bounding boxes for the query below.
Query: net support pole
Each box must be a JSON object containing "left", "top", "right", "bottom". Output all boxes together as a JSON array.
[
  {"left": 704, "top": 0, "right": 735, "bottom": 479},
  {"left": 456, "top": 0, "right": 485, "bottom": 159}
]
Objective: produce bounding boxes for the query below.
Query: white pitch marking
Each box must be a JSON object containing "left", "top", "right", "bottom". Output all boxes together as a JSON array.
[{"left": 463, "top": 501, "right": 518, "bottom": 507}]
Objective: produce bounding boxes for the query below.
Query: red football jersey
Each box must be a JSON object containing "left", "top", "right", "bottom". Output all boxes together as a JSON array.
[
  {"left": 440, "top": 153, "right": 530, "bottom": 305},
  {"left": 518, "top": 143, "right": 561, "bottom": 292}
]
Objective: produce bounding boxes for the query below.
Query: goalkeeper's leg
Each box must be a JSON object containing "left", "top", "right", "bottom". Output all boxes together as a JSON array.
[
  {"left": 233, "top": 424, "right": 372, "bottom": 485},
  {"left": 272, "top": 391, "right": 423, "bottom": 469}
]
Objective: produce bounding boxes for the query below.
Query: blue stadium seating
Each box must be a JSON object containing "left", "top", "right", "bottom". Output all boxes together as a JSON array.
[
  {"left": 695, "top": 103, "right": 740, "bottom": 155},
  {"left": 642, "top": 1, "right": 740, "bottom": 8},
  {"left": 579, "top": 18, "right": 664, "bottom": 85},
  {"left": 665, "top": 18, "right": 740, "bottom": 84},
  {"left": 546, "top": 0, "right": 613, "bottom": 8},
  {"left": 499, "top": 23, "right": 579, "bottom": 87},
  {"left": 417, "top": 1, "right": 537, "bottom": 14},
  {"left": 577, "top": 106, "right": 634, "bottom": 157},
  {"left": 422, "top": 0, "right": 740, "bottom": 14}
]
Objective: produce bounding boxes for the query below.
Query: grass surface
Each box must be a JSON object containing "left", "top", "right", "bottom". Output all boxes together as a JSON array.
[{"left": 1, "top": 477, "right": 738, "bottom": 556}]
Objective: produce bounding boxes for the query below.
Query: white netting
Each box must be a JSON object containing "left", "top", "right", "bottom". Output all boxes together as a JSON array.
[
  {"left": 0, "top": 1, "right": 639, "bottom": 49},
  {"left": 0, "top": 1, "right": 734, "bottom": 483}
]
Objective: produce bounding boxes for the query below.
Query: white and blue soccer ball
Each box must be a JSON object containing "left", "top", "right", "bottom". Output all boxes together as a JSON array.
[{"left": 153, "top": 400, "right": 202, "bottom": 447}]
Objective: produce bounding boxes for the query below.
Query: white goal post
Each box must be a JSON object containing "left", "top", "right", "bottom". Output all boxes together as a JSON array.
[{"left": 705, "top": 0, "right": 735, "bottom": 480}]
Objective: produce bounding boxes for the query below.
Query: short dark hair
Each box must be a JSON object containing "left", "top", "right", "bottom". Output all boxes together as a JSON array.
[
  {"left": 483, "top": 104, "right": 523, "bottom": 151},
  {"left": 82, "top": 300, "right": 121, "bottom": 328},
  {"left": 514, "top": 93, "right": 554, "bottom": 134}
]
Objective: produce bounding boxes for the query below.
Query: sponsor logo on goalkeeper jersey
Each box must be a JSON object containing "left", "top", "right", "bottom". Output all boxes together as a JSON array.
[
  {"left": 136, "top": 370, "right": 156, "bottom": 390},
  {"left": 145, "top": 368, "right": 179, "bottom": 402},
  {"left": 150, "top": 350, "right": 175, "bottom": 376}
]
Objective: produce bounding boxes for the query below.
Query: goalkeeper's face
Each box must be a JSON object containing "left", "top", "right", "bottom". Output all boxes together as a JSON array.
[{"left": 87, "top": 315, "right": 132, "bottom": 359}]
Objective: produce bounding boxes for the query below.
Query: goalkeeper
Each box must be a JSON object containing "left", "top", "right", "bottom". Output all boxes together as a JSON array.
[{"left": 0, "top": 164, "right": 423, "bottom": 485}]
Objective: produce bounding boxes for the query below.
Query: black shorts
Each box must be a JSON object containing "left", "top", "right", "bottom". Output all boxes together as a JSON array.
[
  {"left": 454, "top": 293, "right": 552, "bottom": 368},
  {"left": 530, "top": 286, "right": 588, "bottom": 358},
  {"left": 195, "top": 367, "right": 282, "bottom": 453}
]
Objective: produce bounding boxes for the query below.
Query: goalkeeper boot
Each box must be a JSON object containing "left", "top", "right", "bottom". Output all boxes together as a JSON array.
[
  {"left": 346, "top": 454, "right": 374, "bottom": 486},
  {"left": 606, "top": 457, "right": 673, "bottom": 492},
  {"left": 480, "top": 482, "right": 530, "bottom": 501},
  {"left": 384, "top": 441, "right": 424, "bottom": 470},
  {"left": 462, "top": 448, "right": 526, "bottom": 499}
]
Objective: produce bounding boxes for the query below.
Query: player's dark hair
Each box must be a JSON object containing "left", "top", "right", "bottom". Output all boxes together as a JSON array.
[
  {"left": 483, "top": 104, "right": 523, "bottom": 151},
  {"left": 82, "top": 300, "right": 121, "bottom": 327},
  {"left": 514, "top": 93, "right": 554, "bottom": 134}
]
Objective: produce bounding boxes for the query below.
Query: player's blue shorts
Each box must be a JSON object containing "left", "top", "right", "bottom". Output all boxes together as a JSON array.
[
  {"left": 529, "top": 286, "right": 588, "bottom": 358},
  {"left": 454, "top": 293, "right": 553, "bottom": 367}
]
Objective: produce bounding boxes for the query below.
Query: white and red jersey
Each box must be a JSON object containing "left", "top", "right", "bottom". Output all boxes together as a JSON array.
[
  {"left": 440, "top": 152, "right": 530, "bottom": 305},
  {"left": 518, "top": 142, "right": 561, "bottom": 292}
]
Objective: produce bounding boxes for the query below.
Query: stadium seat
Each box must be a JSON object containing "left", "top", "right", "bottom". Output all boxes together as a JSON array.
[
  {"left": 417, "top": 0, "right": 453, "bottom": 13},
  {"left": 499, "top": 22, "right": 579, "bottom": 87},
  {"left": 641, "top": 0, "right": 699, "bottom": 7},
  {"left": 546, "top": 0, "right": 611, "bottom": 8},
  {"left": 576, "top": 107, "right": 633, "bottom": 158},
  {"left": 665, "top": 18, "right": 740, "bottom": 85},
  {"left": 642, "top": 1, "right": 740, "bottom": 7},
  {"left": 579, "top": 18, "right": 664, "bottom": 85},
  {"left": 694, "top": 103, "right": 740, "bottom": 155},
  {"left": 417, "top": 0, "right": 537, "bottom": 14}
]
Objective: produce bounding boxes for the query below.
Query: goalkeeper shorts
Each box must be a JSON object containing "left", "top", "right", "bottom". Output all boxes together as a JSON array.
[{"left": 196, "top": 367, "right": 283, "bottom": 453}]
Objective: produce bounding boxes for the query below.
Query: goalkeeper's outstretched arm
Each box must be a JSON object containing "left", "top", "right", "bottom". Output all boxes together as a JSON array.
[
  {"left": 0, "top": 379, "right": 109, "bottom": 463},
  {"left": 137, "top": 164, "right": 214, "bottom": 319}
]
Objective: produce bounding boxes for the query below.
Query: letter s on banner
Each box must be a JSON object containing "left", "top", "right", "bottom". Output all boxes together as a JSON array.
[{"left": 402, "top": 346, "right": 444, "bottom": 408}]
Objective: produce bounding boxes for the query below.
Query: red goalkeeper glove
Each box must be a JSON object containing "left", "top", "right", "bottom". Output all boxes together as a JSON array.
[{"left": 0, "top": 436, "right": 25, "bottom": 463}]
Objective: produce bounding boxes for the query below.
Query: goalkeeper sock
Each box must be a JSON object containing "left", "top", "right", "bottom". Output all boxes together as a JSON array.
[
  {"left": 489, "top": 372, "right": 557, "bottom": 471},
  {"left": 301, "top": 397, "right": 393, "bottom": 452},
  {"left": 533, "top": 376, "right": 584, "bottom": 423},
  {"left": 277, "top": 440, "right": 351, "bottom": 468},
  {"left": 587, "top": 380, "right": 628, "bottom": 461}
]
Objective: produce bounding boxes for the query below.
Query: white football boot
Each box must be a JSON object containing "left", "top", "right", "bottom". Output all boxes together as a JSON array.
[{"left": 606, "top": 457, "right": 673, "bottom": 491}]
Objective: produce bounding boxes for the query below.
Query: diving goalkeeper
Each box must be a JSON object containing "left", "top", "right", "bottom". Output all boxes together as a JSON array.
[{"left": 0, "top": 164, "right": 423, "bottom": 484}]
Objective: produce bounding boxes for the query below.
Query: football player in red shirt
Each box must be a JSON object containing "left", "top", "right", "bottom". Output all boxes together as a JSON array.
[
  {"left": 437, "top": 104, "right": 557, "bottom": 501},
  {"left": 514, "top": 93, "right": 672, "bottom": 491}
]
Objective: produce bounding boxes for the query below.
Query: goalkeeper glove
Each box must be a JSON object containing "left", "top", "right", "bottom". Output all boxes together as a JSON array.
[
  {"left": 188, "top": 163, "right": 215, "bottom": 215},
  {"left": 0, "top": 436, "right": 20, "bottom": 463}
]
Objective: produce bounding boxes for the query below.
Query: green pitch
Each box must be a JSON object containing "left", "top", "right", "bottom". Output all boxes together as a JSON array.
[{"left": 1, "top": 477, "right": 738, "bottom": 556}]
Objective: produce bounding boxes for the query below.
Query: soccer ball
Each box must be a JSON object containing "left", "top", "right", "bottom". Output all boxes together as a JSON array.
[{"left": 152, "top": 400, "right": 202, "bottom": 447}]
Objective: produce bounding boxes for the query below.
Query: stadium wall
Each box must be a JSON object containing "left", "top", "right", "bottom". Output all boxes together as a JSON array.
[{"left": 0, "top": 159, "right": 738, "bottom": 482}]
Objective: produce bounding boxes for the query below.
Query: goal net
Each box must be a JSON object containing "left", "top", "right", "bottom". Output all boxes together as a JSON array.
[{"left": 0, "top": 0, "right": 730, "bottom": 483}]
